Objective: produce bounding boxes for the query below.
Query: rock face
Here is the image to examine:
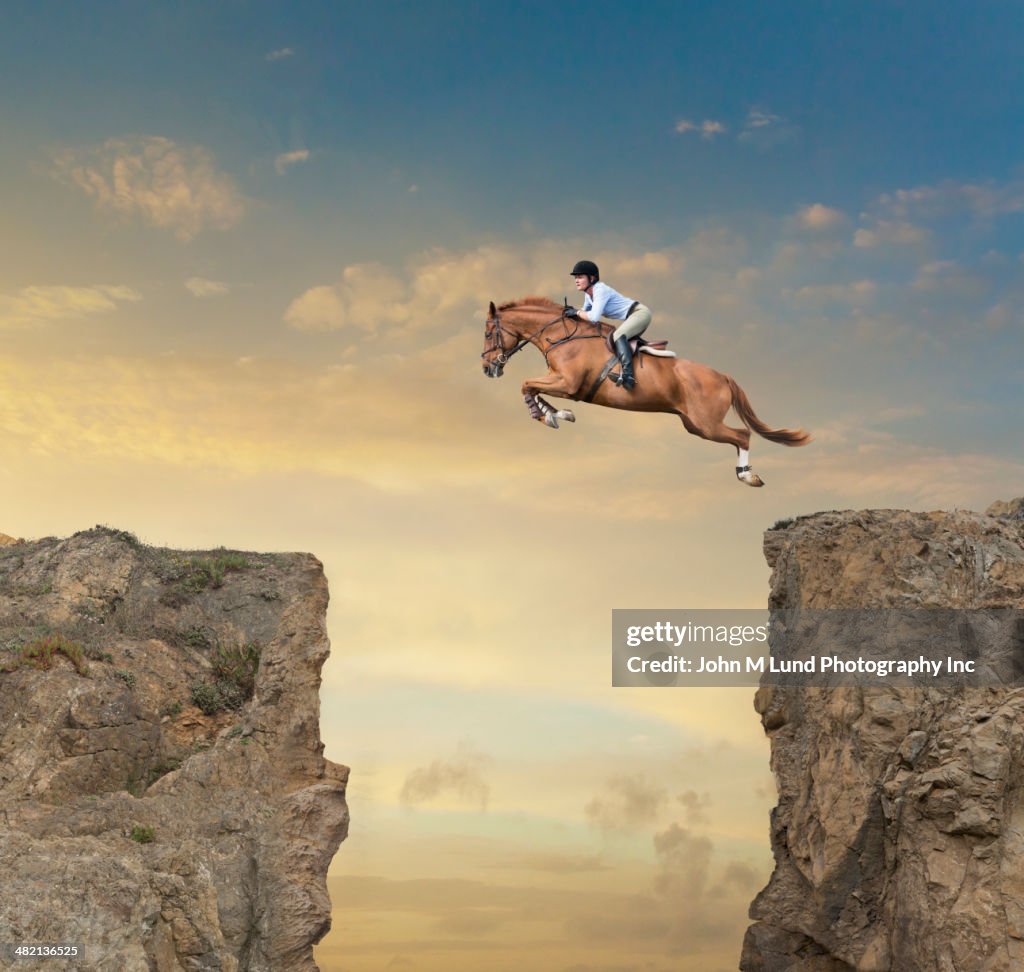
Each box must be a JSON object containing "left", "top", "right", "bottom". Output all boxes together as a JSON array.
[
  {"left": 0, "top": 528, "right": 348, "bottom": 971},
  {"left": 743, "top": 503, "right": 1024, "bottom": 972}
]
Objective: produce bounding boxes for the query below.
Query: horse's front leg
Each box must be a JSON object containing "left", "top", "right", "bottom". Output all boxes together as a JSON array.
[{"left": 522, "top": 373, "right": 578, "bottom": 429}]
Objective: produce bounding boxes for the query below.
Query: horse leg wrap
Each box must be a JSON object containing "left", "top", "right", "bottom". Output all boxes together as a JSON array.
[
  {"left": 524, "top": 394, "right": 543, "bottom": 421},
  {"left": 535, "top": 397, "right": 561, "bottom": 429}
]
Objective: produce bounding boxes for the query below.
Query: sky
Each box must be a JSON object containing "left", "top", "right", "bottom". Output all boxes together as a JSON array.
[{"left": 2, "top": 3, "right": 1024, "bottom": 970}]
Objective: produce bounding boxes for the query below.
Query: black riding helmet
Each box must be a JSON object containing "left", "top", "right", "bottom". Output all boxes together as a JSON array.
[{"left": 570, "top": 260, "right": 599, "bottom": 281}]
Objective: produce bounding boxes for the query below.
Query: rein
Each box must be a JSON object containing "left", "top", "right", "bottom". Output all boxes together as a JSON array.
[{"left": 482, "top": 309, "right": 607, "bottom": 365}]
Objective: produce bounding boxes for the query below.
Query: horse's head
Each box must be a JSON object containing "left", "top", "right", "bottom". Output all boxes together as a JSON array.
[{"left": 481, "top": 300, "right": 515, "bottom": 378}]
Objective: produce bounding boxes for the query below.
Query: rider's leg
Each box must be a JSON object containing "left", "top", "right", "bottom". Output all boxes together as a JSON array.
[{"left": 611, "top": 304, "right": 652, "bottom": 390}]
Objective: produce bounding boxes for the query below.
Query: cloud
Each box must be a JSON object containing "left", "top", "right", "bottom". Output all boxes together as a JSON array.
[
  {"left": 266, "top": 47, "right": 294, "bottom": 61},
  {"left": 282, "top": 233, "right": 760, "bottom": 349},
  {"left": 616, "top": 251, "right": 684, "bottom": 278},
  {"left": 323, "top": 858, "right": 759, "bottom": 966},
  {"left": 399, "top": 743, "right": 490, "bottom": 810},
  {"left": 274, "top": 149, "right": 310, "bottom": 174},
  {"left": 984, "top": 302, "right": 1021, "bottom": 330},
  {"left": 789, "top": 425, "right": 1024, "bottom": 511},
  {"left": 745, "top": 110, "right": 776, "bottom": 129},
  {"left": 434, "top": 910, "right": 507, "bottom": 935},
  {"left": 283, "top": 243, "right": 568, "bottom": 338},
  {"left": 284, "top": 264, "right": 408, "bottom": 333},
  {"left": 564, "top": 912, "right": 672, "bottom": 945},
  {"left": 0, "top": 284, "right": 141, "bottom": 328},
  {"left": 483, "top": 852, "right": 611, "bottom": 874},
  {"left": 653, "top": 823, "right": 713, "bottom": 898},
  {"left": 796, "top": 203, "right": 845, "bottom": 231},
  {"left": 911, "top": 260, "right": 987, "bottom": 298},
  {"left": 786, "top": 280, "right": 878, "bottom": 305},
  {"left": 585, "top": 774, "right": 668, "bottom": 832},
  {"left": 718, "top": 860, "right": 761, "bottom": 892},
  {"left": 875, "top": 179, "right": 1024, "bottom": 222},
  {"left": 184, "top": 277, "right": 229, "bottom": 298},
  {"left": 854, "top": 176, "right": 1024, "bottom": 255},
  {"left": 678, "top": 790, "right": 711, "bottom": 826},
  {"left": 0, "top": 343, "right": 704, "bottom": 501},
  {"left": 674, "top": 119, "right": 726, "bottom": 140},
  {"left": 53, "top": 136, "right": 245, "bottom": 241},
  {"left": 738, "top": 109, "right": 800, "bottom": 149},
  {"left": 852, "top": 220, "right": 929, "bottom": 248}
]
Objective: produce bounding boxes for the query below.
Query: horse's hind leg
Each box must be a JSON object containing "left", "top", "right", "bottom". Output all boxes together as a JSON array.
[{"left": 676, "top": 411, "right": 764, "bottom": 487}]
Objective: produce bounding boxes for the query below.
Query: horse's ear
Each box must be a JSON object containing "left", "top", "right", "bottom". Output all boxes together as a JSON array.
[{"left": 488, "top": 301, "right": 497, "bottom": 317}]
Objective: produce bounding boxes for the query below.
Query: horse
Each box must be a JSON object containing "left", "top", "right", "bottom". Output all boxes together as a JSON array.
[{"left": 480, "top": 297, "right": 810, "bottom": 487}]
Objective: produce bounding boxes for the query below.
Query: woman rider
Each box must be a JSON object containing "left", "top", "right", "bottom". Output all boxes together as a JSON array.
[{"left": 564, "top": 260, "right": 652, "bottom": 391}]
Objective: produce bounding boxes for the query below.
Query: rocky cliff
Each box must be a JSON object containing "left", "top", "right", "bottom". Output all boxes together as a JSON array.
[
  {"left": 0, "top": 527, "right": 348, "bottom": 971},
  {"left": 743, "top": 500, "right": 1024, "bottom": 971}
]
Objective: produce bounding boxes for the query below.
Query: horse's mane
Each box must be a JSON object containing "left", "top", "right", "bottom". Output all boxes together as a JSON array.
[{"left": 497, "top": 296, "right": 561, "bottom": 312}]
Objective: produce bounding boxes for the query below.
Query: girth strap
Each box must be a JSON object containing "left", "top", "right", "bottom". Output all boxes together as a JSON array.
[{"left": 583, "top": 354, "right": 621, "bottom": 403}]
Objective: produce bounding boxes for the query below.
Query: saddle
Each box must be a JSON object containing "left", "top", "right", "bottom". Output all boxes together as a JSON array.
[
  {"left": 604, "top": 333, "right": 673, "bottom": 356},
  {"left": 582, "top": 335, "right": 677, "bottom": 402}
]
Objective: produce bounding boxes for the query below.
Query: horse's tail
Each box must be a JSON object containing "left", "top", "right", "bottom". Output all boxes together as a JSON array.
[{"left": 728, "top": 377, "right": 811, "bottom": 447}]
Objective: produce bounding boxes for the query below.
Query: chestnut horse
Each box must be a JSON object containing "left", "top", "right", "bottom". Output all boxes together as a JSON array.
[{"left": 481, "top": 297, "right": 809, "bottom": 487}]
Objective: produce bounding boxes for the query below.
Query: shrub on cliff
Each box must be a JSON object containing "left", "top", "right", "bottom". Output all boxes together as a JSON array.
[{"left": 189, "top": 642, "right": 261, "bottom": 714}]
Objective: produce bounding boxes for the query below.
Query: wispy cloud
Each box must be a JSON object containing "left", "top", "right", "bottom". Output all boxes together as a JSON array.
[
  {"left": 584, "top": 774, "right": 668, "bottom": 832},
  {"left": 984, "top": 302, "right": 1022, "bottom": 330},
  {"left": 265, "top": 47, "right": 294, "bottom": 61},
  {"left": 274, "top": 149, "right": 310, "bottom": 175},
  {"left": 853, "top": 220, "right": 929, "bottom": 249},
  {"left": 184, "top": 277, "right": 229, "bottom": 298},
  {"left": 738, "top": 109, "right": 800, "bottom": 149},
  {"left": 855, "top": 176, "right": 1024, "bottom": 255},
  {"left": 616, "top": 250, "right": 685, "bottom": 277},
  {"left": 785, "top": 279, "right": 878, "bottom": 305},
  {"left": 0, "top": 284, "right": 141, "bottom": 328},
  {"left": 484, "top": 852, "right": 611, "bottom": 874},
  {"left": 911, "top": 260, "right": 987, "bottom": 298},
  {"left": 53, "top": 136, "right": 245, "bottom": 241},
  {"left": 675, "top": 119, "right": 727, "bottom": 140},
  {"left": 875, "top": 179, "right": 1024, "bottom": 222},
  {"left": 675, "top": 109, "right": 798, "bottom": 150},
  {"left": 399, "top": 743, "right": 491, "bottom": 810}
]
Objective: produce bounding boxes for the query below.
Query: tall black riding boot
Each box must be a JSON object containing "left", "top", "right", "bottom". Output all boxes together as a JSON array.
[{"left": 613, "top": 335, "right": 636, "bottom": 390}]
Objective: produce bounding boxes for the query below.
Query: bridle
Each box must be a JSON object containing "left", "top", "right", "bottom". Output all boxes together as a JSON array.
[
  {"left": 480, "top": 312, "right": 534, "bottom": 366},
  {"left": 481, "top": 308, "right": 606, "bottom": 367}
]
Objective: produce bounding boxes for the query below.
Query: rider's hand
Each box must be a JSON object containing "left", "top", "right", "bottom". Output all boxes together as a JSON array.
[{"left": 564, "top": 306, "right": 579, "bottom": 320}]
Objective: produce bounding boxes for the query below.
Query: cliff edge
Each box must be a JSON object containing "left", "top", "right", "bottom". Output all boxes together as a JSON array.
[
  {"left": 0, "top": 527, "right": 348, "bottom": 971},
  {"left": 742, "top": 500, "right": 1024, "bottom": 971}
]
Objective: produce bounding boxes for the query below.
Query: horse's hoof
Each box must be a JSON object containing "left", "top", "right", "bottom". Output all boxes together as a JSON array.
[
  {"left": 736, "top": 468, "right": 765, "bottom": 487},
  {"left": 544, "top": 413, "right": 560, "bottom": 429},
  {"left": 555, "top": 410, "right": 575, "bottom": 423}
]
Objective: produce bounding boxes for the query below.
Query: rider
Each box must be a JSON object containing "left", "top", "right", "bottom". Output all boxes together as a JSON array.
[{"left": 564, "top": 260, "right": 651, "bottom": 391}]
